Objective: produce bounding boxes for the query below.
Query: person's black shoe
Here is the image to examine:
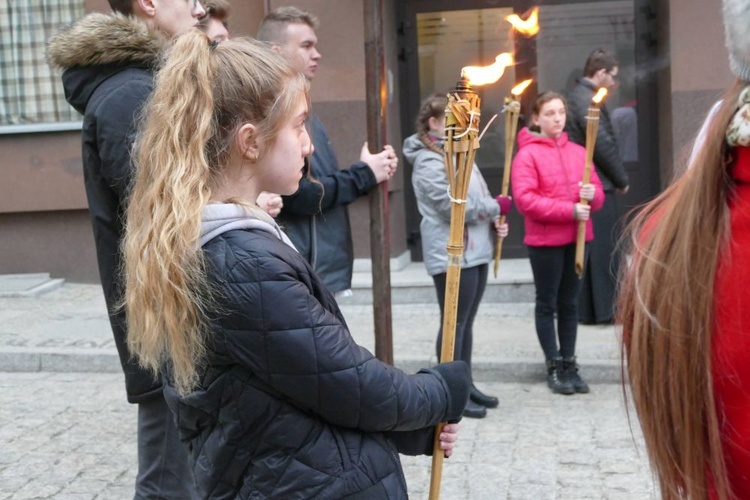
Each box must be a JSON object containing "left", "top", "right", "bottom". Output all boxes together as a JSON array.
[
  {"left": 546, "top": 358, "right": 575, "bottom": 395},
  {"left": 470, "top": 385, "right": 499, "bottom": 408},
  {"left": 462, "top": 400, "right": 487, "bottom": 418},
  {"left": 563, "top": 358, "right": 590, "bottom": 394}
]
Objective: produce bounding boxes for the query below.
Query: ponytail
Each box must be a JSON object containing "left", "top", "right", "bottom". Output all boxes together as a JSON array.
[{"left": 124, "top": 31, "right": 216, "bottom": 394}]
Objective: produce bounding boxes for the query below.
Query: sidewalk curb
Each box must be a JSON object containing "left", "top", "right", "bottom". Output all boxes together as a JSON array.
[{"left": 0, "top": 351, "right": 623, "bottom": 384}]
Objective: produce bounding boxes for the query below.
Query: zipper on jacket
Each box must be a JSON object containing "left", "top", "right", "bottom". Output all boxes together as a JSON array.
[
  {"left": 311, "top": 214, "right": 317, "bottom": 269},
  {"left": 385, "top": 436, "right": 408, "bottom": 493}
]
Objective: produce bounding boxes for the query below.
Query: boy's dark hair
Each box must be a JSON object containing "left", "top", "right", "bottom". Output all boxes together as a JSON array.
[
  {"left": 583, "top": 48, "right": 619, "bottom": 78},
  {"left": 108, "top": 0, "right": 133, "bottom": 15},
  {"left": 256, "top": 7, "right": 319, "bottom": 44}
]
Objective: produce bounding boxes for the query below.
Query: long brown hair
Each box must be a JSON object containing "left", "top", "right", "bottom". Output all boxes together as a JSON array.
[
  {"left": 618, "top": 80, "right": 747, "bottom": 499},
  {"left": 122, "top": 31, "right": 306, "bottom": 394}
]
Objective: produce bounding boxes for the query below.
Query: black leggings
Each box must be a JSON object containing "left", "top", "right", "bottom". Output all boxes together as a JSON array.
[
  {"left": 528, "top": 244, "right": 583, "bottom": 360},
  {"left": 433, "top": 263, "right": 488, "bottom": 374}
]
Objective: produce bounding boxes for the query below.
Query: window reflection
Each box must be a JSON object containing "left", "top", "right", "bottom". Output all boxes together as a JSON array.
[{"left": 416, "top": 1, "right": 638, "bottom": 174}]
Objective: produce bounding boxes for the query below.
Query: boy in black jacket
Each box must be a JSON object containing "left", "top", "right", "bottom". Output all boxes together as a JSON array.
[
  {"left": 257, "top": 7, "right": 399, "bottom": 298},
  {"left": 48, "top": 1, "right": 206, "bottom": 497}
]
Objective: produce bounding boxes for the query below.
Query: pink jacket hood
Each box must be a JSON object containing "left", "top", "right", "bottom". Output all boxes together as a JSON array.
[{"left": 510, "top": 127, "right": 605, "bottom": 247}]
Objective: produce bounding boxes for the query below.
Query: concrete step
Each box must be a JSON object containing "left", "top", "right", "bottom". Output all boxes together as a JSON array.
[
  {"left": 0, "top": 273, "right": 65, "bottom": 298},
  {"left": 347, "top": 258, "right": 535, "bottom": 305}
]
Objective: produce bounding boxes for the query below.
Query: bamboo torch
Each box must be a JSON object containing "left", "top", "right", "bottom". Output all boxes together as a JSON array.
[
  {"left": 574, "top": 87, "right": 608, "bottom": 278},
  {"left": 428, "top": 75, "right": 481, "bottom": 500},
  {"left": 493, "top": 78, "right": 533, "bottom": 278}
]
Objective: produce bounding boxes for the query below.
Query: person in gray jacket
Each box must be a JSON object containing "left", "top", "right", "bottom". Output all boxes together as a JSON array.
[{"left": 404, "top": 93, "right": 511, "bottom": 419}]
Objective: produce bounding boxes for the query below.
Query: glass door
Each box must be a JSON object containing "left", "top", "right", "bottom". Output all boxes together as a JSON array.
[{"left": 398, "top": 0, "right": 659, "bottom": 260}]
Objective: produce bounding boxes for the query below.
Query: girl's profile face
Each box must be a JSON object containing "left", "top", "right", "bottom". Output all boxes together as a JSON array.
[
  {"left": 532, "top": 98, "right": 566, "bottom": 139},
  {"left": 255, "top": 92, "right": 313, "bottom": 196}
]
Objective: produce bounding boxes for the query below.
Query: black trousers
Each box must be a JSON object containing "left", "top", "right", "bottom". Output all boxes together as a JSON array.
[
  {"left": 433, "top": 263, "right": 488, "bottom": 374},
  {"left": 528, "top": 244, "right": 583, "bottom": 360},
  {"left": 135, "top": 393, "right": 195, "bottom": 499}
]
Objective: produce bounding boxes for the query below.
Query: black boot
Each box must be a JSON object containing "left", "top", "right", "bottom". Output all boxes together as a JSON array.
[
  {"left": 470, "top": 384, "right": 499, "bottom": 408},
  {"left": 563, "top": 357, "right": 590, "bottom": 394},
  {"left": 546, "top": 358, "right": 574, "bottom": 395},
  {"left": 462, "top": 399, "right": 487, "bottom": 419}
]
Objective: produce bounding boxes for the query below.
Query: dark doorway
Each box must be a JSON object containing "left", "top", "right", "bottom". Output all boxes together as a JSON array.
[{"left": 397, "top": 0, "right": 660, "bottom": 261}]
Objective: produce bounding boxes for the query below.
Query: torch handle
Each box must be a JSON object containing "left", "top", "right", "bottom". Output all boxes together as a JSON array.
[
  {"left": 575, "top": 219, "right": 587, "bottom": 277},
  {"left": 493, "top": 99, "right": 520, "bottom": 278},
  {"left": 493, "top": 214, "right": 507, "bottom": 277},
  {"left": 430, "top": 88, "right": 481, "bottom": 500},
  {"left": 575, "top": 106, "right": 600, "bottom": 278},
  {"left": 429, "top": 151, "right": 470, "bottom": 500},
  {"left": 574, "top": 200, "right": 591, "bottom": 279}
]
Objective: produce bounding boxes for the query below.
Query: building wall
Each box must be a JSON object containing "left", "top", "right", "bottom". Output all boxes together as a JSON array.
[
  {"left": 0, "top": 0, "right": 406, "bottom": 283},
  {"left": 664, "top": 0, "right": 732, "bottom": 182}
]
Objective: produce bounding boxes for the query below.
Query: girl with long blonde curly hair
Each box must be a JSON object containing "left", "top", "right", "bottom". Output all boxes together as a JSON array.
[{"left": 122, "top": 31, "right": 471, "bottom": 498}]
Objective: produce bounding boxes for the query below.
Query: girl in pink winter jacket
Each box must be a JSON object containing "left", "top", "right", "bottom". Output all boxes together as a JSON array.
[{"left": 511, "top": 91, "right": 605, "bottom": 395}]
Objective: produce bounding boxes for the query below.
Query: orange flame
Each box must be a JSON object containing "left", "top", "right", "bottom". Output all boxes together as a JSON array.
[
  {"left": 511, "top": 79, "right": 533, "bottom": 96},
  {"left": 461, "top": 53, "right": 514, "bottom": 86},
  {"left": 506, "top": 7, "right": 540, "bottom": 37},
  {"left": 592, "top": 88, "right": 608, "bottom": 104}
]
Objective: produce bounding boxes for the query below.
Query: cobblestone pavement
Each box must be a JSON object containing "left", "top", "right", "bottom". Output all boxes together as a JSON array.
[{"left": 0, "top": 373, "right": 656, "bottom": 500}]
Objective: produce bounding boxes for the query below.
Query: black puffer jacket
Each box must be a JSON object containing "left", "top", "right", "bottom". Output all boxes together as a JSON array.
[
  {"left": 167, "top": 206, "right": 470, "bottom": 499},
  {"left": 48, "top": 14, "right": 168, "bottom": 403},
  {"left": 565, "top": 79, "right": 629, "bottom": 192}
]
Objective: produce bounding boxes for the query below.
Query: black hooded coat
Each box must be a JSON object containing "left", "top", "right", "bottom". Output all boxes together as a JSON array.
[{"left": 48, "top": 13, "right": 168, "bottom": 402}]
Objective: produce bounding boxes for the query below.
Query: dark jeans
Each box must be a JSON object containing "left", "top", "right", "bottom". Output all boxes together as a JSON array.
[
  {"left": 528, "top": 244, "right": 583, "bottom": 361},
  {"left": 433, "top": 263, "right": 488, "bottom": 374},
  {"left": 135, "top": 393, "right": 195, "bottom": 500}
]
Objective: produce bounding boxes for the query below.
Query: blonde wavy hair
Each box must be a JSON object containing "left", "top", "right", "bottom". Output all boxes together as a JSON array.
[
  {"left": 618, "top": 80, "right": 747, "bottom": 499},
  {"left": 122, "top": 31, "right": 307, "bottom": 394}
]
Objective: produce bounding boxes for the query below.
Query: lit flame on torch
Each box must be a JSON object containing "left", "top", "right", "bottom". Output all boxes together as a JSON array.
[
  {"left": 461, "top": 53, "right": 514, "bottom": 86},
  {"left": 505, "top": 7, "right": 540, "bottom": 37},
  {"left": 592, "top": 88, "right": 608, "bottom": 104},
  {"left": 511, "top": 79, "right": 533, "bottom": 97}
]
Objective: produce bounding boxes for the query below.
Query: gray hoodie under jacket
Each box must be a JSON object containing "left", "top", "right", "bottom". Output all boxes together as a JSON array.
[{"left": 200, "top": 203, "right": 297, "bottom": 249}]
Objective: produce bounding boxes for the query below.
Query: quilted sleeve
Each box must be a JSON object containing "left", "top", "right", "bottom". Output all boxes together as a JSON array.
[{"left": 218, "top": 242, "right": 469, "bottom": 432}]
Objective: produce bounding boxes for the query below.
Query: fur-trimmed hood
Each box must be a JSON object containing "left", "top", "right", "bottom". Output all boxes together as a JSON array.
[
  {"left": 48, "top": 13, "right": 169, "bottom": 115},
  {"left": 48, "top": 13, "right": 167, "bottom": 71}
]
